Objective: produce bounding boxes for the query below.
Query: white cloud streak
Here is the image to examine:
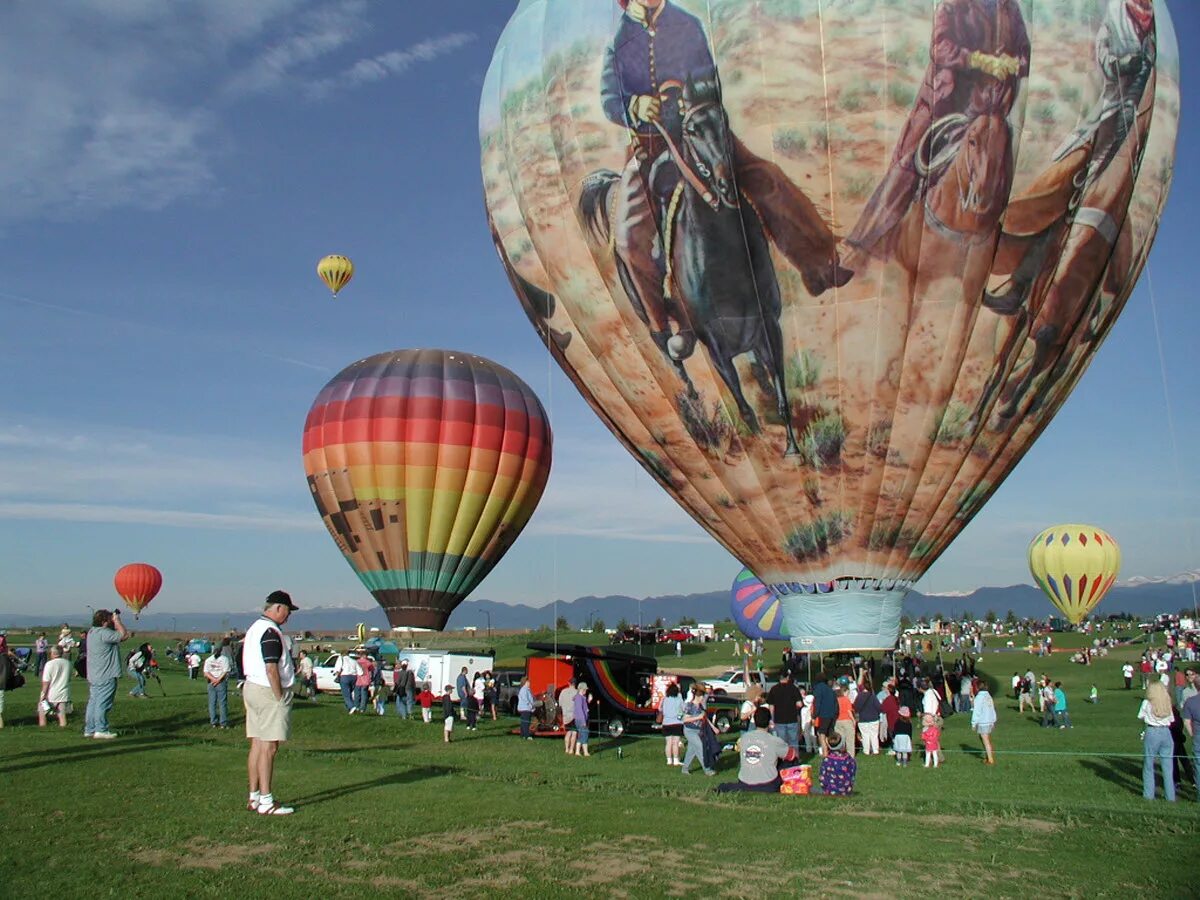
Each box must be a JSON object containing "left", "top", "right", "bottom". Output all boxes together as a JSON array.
[
  {"left": 0, "top": 2, "right": 477, "bottom": 223},
  {"left": 305, "top": 32, "right": 478, "bottom": 99},
  {"left": 0, "top": 502, "right": 317, "bottom": 532}
]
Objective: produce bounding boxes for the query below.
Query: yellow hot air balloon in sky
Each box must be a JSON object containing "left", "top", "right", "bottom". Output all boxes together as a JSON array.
[
  {"left": 317, "top": 254, "right": 354, "bottom": 297},
  {"left": 1028, "top": 525, "right": 1121, "bottom": 624}
]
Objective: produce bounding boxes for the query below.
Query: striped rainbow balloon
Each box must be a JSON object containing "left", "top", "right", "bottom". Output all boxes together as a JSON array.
[{"left": 303, "top": 349, "right": 552, "bottom": 630}]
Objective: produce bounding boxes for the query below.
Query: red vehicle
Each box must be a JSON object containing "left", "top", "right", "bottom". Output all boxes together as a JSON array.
[{"left": 662, "top": 628, "right": 693, "bottom": 644}]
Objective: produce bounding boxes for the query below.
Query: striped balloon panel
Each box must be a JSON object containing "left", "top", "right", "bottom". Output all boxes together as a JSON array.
[
  {"left": 303, "top": 349, "right": 552, "bottom": 629},
  {"left": 730, "top": 567, "right": 788, "bottom": 641}
]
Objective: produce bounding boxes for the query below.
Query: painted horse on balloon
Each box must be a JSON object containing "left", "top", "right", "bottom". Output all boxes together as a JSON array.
[
  {"left": 843, "top": 0, "right": 1029, "bottom": 318},
  {"left": 971, "top": 0, "right": 1157, "bottom": 432},
  {"left": 580, "top": 0, "right": 849, "bottom": 457}
]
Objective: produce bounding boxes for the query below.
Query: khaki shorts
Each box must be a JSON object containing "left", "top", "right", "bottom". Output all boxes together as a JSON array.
[{"left": 243, "top": 683, "right": 292, "bottom": 742}]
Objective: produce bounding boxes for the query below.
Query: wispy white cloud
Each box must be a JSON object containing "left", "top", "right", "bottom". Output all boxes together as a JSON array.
[
  {"left": 524, "top": 437, "right": 711, "bottom": 545},
  {"left": 304, "top": 32, "right": 478, "bottom": 100},
  {"left": 221, "top": 1, "right": 369, "bottom": 99},
  {"left": 0, "top": 2, "right": 476, "bottom": 223},
  {"left": 0, "top": 418, "right": 301, "bottom": 515},
  {"left": 0, "top": 501, "right": 317, "bottom": 532}
]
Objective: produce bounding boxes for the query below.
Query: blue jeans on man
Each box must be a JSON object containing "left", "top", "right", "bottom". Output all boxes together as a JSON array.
[
  {"left": 773, "top": 721, "right": 799, "bottom": 754},
  {"left": 207, "top": 678, "right": 229, "bottom": 726},
  {"left": 84, "top": 678, "right": 118, "bottom": 736},
  {"left": 519, "top": 711, "right": 532, "bottom": 738},
  {"left": 395, "top": 690, "right": 412, "bottom": 718},
  {"left": 338, "top": 675, "right": 356, "bottom": 711},
  {"left": 1143, "top": 725, "right": 1176, "bottom": 801}
]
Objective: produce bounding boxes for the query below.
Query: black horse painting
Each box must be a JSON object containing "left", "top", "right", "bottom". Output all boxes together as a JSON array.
[{"left": 580, "top": 76, "right": 800, "bottom": 458}]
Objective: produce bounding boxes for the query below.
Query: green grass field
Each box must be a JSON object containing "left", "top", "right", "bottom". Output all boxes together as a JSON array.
[{"left": 2, "top": 630, "right": 1196, "bottom": 898}]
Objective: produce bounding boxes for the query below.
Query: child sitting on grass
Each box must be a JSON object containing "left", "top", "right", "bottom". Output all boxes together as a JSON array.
[
  {"left": 921, "top": 713, "right": 942, "bottom": 768},
  {"left": 819, "top": 733, "right": 857, "bottom": 796},
  {"left": 416, "top": 683, "right": 435, "bottom": 723},
  {"left": 892, "top": 706, "right": 913, "bottom": 767}
]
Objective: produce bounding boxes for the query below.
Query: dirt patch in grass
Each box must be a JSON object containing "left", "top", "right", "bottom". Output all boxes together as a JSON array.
[
  {"left": 842, "top": 809, "right": 1060, "bottom": 836},
  {"left": 131, "top": 840, "right": 277, "bottom": 871},
  {"left": 565, "top": 835, "right": 796, "bottom": 897},
  {"left": 427, "top": 871, "right": 526, "bottom": 899}
]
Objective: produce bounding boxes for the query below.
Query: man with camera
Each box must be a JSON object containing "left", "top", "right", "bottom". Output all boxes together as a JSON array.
[
  {"left": 244, "top": 590, "right": 298, "bottom": 816},
  {"left": 84, "top": 608, "right": 129, "bottom": 739}
]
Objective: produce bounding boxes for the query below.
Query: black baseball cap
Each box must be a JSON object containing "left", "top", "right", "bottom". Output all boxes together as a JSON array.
[{"left": 265, "top": 590, "right": 299, "bottom": 611}]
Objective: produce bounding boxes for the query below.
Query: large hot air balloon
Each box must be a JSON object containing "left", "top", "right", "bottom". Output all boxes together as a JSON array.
[
  {"left": 482, "top": 0, "right": 1178, "bottom": 651},
  {"left": 113, "top": 563, "right": 163, "bottom": 617},
  {"left": 1028, "top": 524, "right": 1121, "bottom": 624},
  {"left": 303, "top": 350, "right": 553, "bottom": 630},
  {"left": 317, "top": 254, "right": 354, "bottom": 297}
]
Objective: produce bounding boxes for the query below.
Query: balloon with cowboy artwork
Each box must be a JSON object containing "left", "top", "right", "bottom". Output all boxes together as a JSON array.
[
  {"left": 482, "top": 0, "right": 1178, "bottom": 651},
  {"left": 1028, "top": 524, "right": 1121, "bottom": 625},
  {"left": 303, "top": 350, "right": 553, "bottom": 630}
]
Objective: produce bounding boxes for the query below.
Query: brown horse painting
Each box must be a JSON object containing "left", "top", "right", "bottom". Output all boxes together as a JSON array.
[
  {"left": 893, "top": 108, "right": 1014, "bottom": 315},
  {"left": 968, "top": 80, "right": 1154, "bottom": 433}
]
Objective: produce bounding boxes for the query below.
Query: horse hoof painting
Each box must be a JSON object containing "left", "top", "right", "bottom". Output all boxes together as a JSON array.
[{"left": 481, "top": 0, "right": 1178, "bottom": 651}]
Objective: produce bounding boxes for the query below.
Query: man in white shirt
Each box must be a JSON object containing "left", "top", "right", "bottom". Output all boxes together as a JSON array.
[
  {"left": 243, "top": 590, "right": 298, "bottom": 816},
  {"left": 204, "top": 646, "right": 232, "bottom": 728},
  {"left": 332, "top": 651, "right": 359, "bottom": 711},
  {"left": 38, "top": 646, "right": 71, "bottom": 728}
]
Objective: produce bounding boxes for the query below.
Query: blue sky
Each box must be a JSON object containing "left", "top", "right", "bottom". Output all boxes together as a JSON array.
[{"left": 0, "top": 0, "right": 1195, "bottom": 617}]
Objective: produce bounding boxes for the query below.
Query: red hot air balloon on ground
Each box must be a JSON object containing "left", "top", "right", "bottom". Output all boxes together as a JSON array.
[
  {"left": 482, "top": 0, "right": 1178, "bottom": 651},
  {"left": 114, "top": 563, "right": 163, "bottom": 617},
  {"left": 303, "top": 349, "right": 553, "bottom": 630}
]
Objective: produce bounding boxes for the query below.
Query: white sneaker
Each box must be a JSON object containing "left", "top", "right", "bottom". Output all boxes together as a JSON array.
[
  {"left": 257, "top": 802, "right": 294, "bottom": 816},
  {"left": 93, "top": 731, "right": 117, "bottom": 740}
]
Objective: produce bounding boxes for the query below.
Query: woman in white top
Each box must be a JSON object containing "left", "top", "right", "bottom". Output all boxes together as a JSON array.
[{"left": 1137, "top": 681, "right": 1177, "bottom": 801}]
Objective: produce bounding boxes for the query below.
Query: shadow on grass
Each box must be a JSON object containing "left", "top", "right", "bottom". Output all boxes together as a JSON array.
[
  {"left": 0, "top": 735, "right": 175, "bottom": 774},
  {"left": 1078, "top": 756, "right": 1143, "bottom": 796},
  {"left": 289, "top": 765, "right": 459, "bottom": 807}
]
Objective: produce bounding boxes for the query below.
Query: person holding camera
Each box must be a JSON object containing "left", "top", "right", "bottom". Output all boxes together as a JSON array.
[
  {"left": 84, "top": 608, "right": 129, "bottom": 739},
  {"left": 243, "top": 590, "right": 298, "bottom": 816}
]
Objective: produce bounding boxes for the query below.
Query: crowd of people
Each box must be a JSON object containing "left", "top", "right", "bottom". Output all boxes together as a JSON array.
[{"left": 5, "top": 607, "right": 1200, "bottom": 814}]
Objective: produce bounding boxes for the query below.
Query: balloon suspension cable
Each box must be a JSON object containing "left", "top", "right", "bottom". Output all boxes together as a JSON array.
[
  {"left": 1146, "top": 267, "right": 1199, "bottom": 619},
  {"left": 547, "top": 296, "right": 559, "bottom": 656}
]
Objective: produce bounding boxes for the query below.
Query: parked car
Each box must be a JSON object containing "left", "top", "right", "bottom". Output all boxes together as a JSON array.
[
  {"left": 662, "top": 628, "right": 694, "bottom": 644},
  {"left": 492, "top": 668, "right": 525, "bottom": 714},
  {"left": 705, "top": 669, "right": 777, "bottom": 697}
]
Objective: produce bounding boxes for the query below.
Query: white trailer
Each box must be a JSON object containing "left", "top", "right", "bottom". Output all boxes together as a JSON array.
[{"left": 398, "top": 649, "right": 495, "bottom": 692}]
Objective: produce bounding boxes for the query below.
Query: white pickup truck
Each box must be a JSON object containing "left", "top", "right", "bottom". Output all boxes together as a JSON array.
[{"left": 704, "top": 669, "right": 777, "bottom": 696}]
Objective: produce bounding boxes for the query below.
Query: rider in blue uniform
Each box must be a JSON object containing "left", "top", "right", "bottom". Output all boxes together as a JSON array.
[{"left": 601, "top": 0, "right": 848, "bottom": 358}]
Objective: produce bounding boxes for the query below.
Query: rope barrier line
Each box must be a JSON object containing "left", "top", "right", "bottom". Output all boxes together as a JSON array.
[{"left": 928, "top": 747, "right": 1190, "bottom": 759}]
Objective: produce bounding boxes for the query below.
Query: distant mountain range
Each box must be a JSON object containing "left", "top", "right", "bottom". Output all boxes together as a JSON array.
[{"left": 3, "top": 573, "right": 1197, "bottom": 634}]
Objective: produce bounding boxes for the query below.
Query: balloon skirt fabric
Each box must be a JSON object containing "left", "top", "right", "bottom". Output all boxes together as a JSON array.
[{"left": 303, "top": 350, "right": 552, "bottom": 630}]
